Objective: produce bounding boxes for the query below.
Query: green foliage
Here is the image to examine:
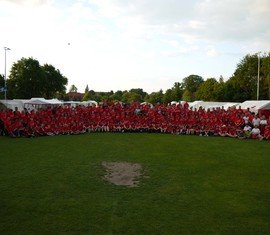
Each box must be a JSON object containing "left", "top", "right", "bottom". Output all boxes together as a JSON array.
[
  {"left": 129, "top": 88, "right": 147, "bottom": 101},
  {"left": 182, "top": 75, "right": 204, "bottom": 93},
  {"left": 0, "top": 74, "right": 4, "bottom": 99},
  {"left": 171, "top": 82, "right": 183, "bottom": 101},
  {"left": 260, "top": 53, "right": 270, "bottom": 99},
  {"left": 196, "top": 78, "right": 218, "bottom": 101},
  {"left": 8, "top": 58, "right": 46, "bottom": 99},
  {"left": 182, "top": 89, "right": 193, "bottom": 102},
  {"left": 227, "top": 54, "right": 259, "bottom": 101},
  {"left": 7, "top": 58, "right": 67, "bottom": 99},
  {"left": 84, "top": 85, "right": 89, "bottom": 93},
  {"left": 69, "top": 84, "right": 78, "bottom": 93},
  {"left": 163, "top": 89, "right": 173, "bottom": 104},
  {"left": 42, "top": 64, "right": 67, "bottom": 99},
  {"left": 82, "top": 85, "right": 90, "bottom": 101},
  {"left": 0, "top": 74, "right": 4, "bottom": 87},
  {"left": 82, "top": 91, "right": 91, "bottom": 101},
  {"left": 110, "top": 90, "right": 123, "bottom": 101},
  {"left": 182, "top": 75, "right": 204, "bottom": 101},
  {"left": 122, "top": 91, "right": 142, "bottom": 103},
  {"left": 146, "top": 90, "right": 163, "bottom": 104}
]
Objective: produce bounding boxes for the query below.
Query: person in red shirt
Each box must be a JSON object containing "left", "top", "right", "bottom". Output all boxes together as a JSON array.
[{"left": 263, "top": 125, "right": 270, "bottom": 140}]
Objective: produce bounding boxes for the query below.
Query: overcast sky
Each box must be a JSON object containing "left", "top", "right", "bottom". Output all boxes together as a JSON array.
[{"left": 0, "top": 0, "right": 269, "bottom": 93}]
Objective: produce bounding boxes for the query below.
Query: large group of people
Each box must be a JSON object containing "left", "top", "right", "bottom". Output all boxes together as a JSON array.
[{"left": 0, "top": 102, "right": 269, "bottom": 140}]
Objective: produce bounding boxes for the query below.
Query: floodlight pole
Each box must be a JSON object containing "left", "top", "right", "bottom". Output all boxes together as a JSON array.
[
  {"left": 256, "top": 52, "right": 261, "bottom": 101},
  {"left": 4, "top": 47, "right": 11, "bottom": 100}
]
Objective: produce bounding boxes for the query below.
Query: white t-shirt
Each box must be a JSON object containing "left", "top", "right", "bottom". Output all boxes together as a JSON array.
[
  {"left": 252, "top": 118, "right": 261, "bottom": 126},
  {"left": 243, "top": 125, "right": 252, "bottom": 132},
  {"left": 243, "top": 116, "right": 249, "bottom": 124},
  {"left": 251, "top": 127, "right": 260, "bottom": 135},
  {"left": 260, "top": 119, "right": 267, "bottom": 125}
]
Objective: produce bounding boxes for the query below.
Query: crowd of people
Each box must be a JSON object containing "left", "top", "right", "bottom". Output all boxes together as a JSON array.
[{"left": 0, "top": 102, "right": 269, "bottom": 140}]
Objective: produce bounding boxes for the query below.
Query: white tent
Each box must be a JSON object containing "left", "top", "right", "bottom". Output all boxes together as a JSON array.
[
  {"left": 46, "top": 99, "right": 63, "bottom": 105},
  {"left": 0, "top": 100, "right": 24, "bottom": 111},
  {"left": 81, "top": 100, "right": 98, "bottom": 107},
  {"left": 170, "top": 101, "right": 179, "bottom": 105},
  {"left": 189, "top": 101, "right": 239, "bottom": 111},
  {"left": 24, "top": 98, "right": 48, "bottom": 105},
  {"left": 222, "top": 102, "right": 239, "bottom": 110},
  {"left": 189, "top": 100, "right": 204, "bottom": 109},
  {"left": 63, "top": 101, "right": 81, "bottom": 107},
  {"left": 238, "top": 100, "right": 270, "bottom": 113},
  {"left": 23, "top": 98, "right": 63, "bottom": 111}
]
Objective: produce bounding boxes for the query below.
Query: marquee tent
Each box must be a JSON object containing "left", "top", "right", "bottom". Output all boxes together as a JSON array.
[
  {"left": 81, "top": 100, "right": 98, "bottom": 107},
  {"left": 23, "top": 98, "right": 63, "bottom": 110},
  {"left": 0, "top": 100, "right": 24, "bottom": 111},
  {"left": 238, "top": 100, "right": 270, "bottom": 117},
  {"left": 189, "top": 101, "right": 239, "bottom": 111}
]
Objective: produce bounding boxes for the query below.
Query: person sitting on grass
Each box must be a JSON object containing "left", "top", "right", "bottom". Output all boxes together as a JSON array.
[{"left": 243, "top": 124, "right": 252, "bottom": 139}]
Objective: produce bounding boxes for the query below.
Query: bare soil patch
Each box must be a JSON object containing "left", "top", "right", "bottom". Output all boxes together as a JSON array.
[{"left": 102, "top": 161, "right": 142, "bottom": 187}]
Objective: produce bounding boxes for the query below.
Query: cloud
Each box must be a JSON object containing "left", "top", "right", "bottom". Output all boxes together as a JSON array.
[
  {"left": 196, "top": 0, "right": 270, "bottom": 44},
  {"left": 1, "top": 0, "right": 50, "bottom": 6},
  {"left": 206, "top": 48, "right": 219, "bottom": 57},
  {"left": 95, "top": 0, "right": 270, "bottom": 48},
  {"left": 1, "top": 0, "right": 269, "bottom": 93}
]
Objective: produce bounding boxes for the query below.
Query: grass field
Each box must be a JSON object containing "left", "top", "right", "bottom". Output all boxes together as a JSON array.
[{"left": 0, "top": 133, "right": 269, "bottom": 234}]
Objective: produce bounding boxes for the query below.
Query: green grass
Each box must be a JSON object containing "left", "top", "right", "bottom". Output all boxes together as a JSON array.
[{"left": 0, "top": 133, "right": 269, "bottom": 234}]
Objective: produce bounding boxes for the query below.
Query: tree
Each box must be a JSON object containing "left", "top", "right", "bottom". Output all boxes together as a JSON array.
[
  {"left": 0, "top": 74, "right": 4, "bottom": 87},
  {"left": 163, "top": 89, "right": 173, "bottom": 104},
  {"left": 122, "top": 91, "right": 142, "bottom": 103},
  {"left": 42, "top": 64, "right": 67, "bottom": 98},
  {"left": 260, "top": 53, "right": 270, "bottom": 99},
  {"left": 82, "top": 85, "right": 90, "bottom": 101},
  {"left": 82, "top": 92, "right": 91, "bottom": 101},
  {"left": 146, "top": 90, "right": 163, "bottom": 104},
  {"left": 182, "top": 90, "right": 193, "bottom": 102},
  {"left": 7, "top": 57, "right": 46, "bottom": 99},
  {"left": 7, "top": 57, "right": 68, "bottom": 99},
  {"left": 182, "top": 75, "right": 204, "bottom": 101},
  {"left": 171, "top": 82, "right": 183, "bottom": 101},
  {"left": 219, "top": 75, "right": 224, "bottom": 83},
  {"left": 110, "top": 90, "right": 123, "bottom": 101},
  {"left": 69, "top": 84, "right": 78, "bottom": 93},
  {"left": 182, "top": 75, "right": 204, "bottom": 93},
  {"left": 0, "top": 74, "right": 4, "bottom": 99},
  {"left": 196, "top": 78, "right": 218, "bottom": 101},
  {"left": 84, "top": 85, "right": 89, "bottom": 93},
  {"left": 129, "top": 88, "right": 147, "bottom": 101},
  {"left": 225, "top": 54, "right": 260, "bottom": 101}
]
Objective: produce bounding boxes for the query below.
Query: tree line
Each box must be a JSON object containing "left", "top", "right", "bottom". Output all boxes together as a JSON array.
[{"left": 1, "top": 52, "right": 270, "bottom": 102}]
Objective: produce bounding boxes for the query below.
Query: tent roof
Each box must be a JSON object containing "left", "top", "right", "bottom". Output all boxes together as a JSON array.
[
  {"left": 23, "top": 98, "right": 63, "bottom": 105},
  {"left": 0, "top": 100, "right": 24, "bottom": 111},
  {"left": 238, "top": 100, "right": 270, "bottom": 112},
  {"left": 190, "top": 101, "right": 227, "bottom": 109},
  {"left": 81, "top": 100, "right": 98, "bottom": 104}
]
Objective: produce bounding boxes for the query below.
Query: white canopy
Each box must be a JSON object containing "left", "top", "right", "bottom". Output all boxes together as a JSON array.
[
  {"left": 189, "top": 101, "right": 239, "bottom": 110},
  {"left": 238, "top": 100, "right": 270, "bottom": 113},
  {"left": 170, "top": 101, "right": 179, "bottom": 105},
  {"left": 0, "top": 100, "right": 24, "bottom": 111},
  {"left": 81, "top": 100, "right": 98, "bottom": 107}
]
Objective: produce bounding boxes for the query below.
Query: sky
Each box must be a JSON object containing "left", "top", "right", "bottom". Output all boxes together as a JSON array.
[{"left": 0, "top": 0, "right": 270, "bottom": 93}]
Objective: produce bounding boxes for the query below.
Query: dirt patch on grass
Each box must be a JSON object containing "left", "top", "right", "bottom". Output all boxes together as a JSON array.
[{"left": 102, "top": 161, "right": 142, "bottom": 187}]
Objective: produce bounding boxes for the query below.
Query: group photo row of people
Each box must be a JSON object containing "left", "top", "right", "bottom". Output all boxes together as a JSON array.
[{"left": 0, "top": 102, "right": 269, "bottom": 140}]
